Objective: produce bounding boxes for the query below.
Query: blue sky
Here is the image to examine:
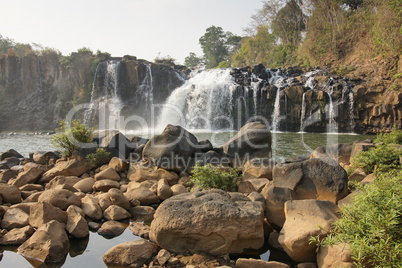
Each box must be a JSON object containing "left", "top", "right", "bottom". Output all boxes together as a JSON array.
[{"left": 0, "top": 0, "right": 264, "bottom": 64}]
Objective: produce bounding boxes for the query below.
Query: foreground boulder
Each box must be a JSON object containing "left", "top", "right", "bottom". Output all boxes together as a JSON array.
[
  {"left": 18, "top": 220, "right": 70, "bottom": 263},
  {"left": 150, "top": 190, "right": 264, "bottom": 255},
  {"left": 310, "top": 143, "right": 352, "bottom": 166},
  {"left": 317, "top": 243, "right": 354, "bottom": 268},
  {"left": 38, "top": 189, "right": 82, "bottom": 210},
  {"left": 103, "top": 239, "right": 159, "bottom": 267},
  {"left": 273, "top": 157, "right": 348, "bottom": 203},
  {"left": 0, "top": 225, "right": 34, "bottom": 245},
  {"left": 278, "top": 200, "right": 339, "bottom": 262},
  {"left": 142, "top": 125, "right": 199, "bottom": 172},
  {"left": 29, "top": 202, "right": 68, "bottom": 228},
  {"left": 222, "top": 122, "right": 272, "bottom": 163}
]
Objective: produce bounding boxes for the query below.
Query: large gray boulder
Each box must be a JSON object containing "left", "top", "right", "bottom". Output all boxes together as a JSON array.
[
  {"left": 222, "top": 122, "right": 272, "bottom": 164},
  {"left": 150, "top": 190, "right": 264, "bottom": 255},
  {"left": 142, "top": 125, "right": 199, "bottom": 172},
  {"left": 18, "top": 220, "right": 70, "bottom": 263},
  {"left": 273, "top": 157, "right": 348, "bottom": 203},
  {"left": 278, "top": 200, "right": 339, "bottom": 262}
]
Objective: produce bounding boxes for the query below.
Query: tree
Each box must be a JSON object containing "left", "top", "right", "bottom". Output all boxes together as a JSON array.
[
  {"left": 199, "top": 26, "right": 241, "bottom": 69},
  {"left": 184, "top": 52, "right": 202, "bottom": 68}
]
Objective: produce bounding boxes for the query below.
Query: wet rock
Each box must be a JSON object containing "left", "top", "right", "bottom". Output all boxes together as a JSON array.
[
  {"left": 0, "top": 149, "right": 23, "bottom": 161},
  {"left": 103, "top": 205, "right": 131, "bottom": 221},
  {"left": 18, "top": 220, "right": 69, "bottom": 263},
  {"left": 103, "top": 239, "right": 159, "bottom": 267},
  {"left": 0, "top": 157, "right": 20, "bottom": 169},
  {"left": 29, "top": 201, "right": 68, "bottom": 228},
  {"left": 150, "top": 190, "right": 264, "bottom": 255},
  {"left": 38, "top": 189, "right": 81, "bottom": 210},
  {"left": 278, "top": 200, "right": 339, "bottom": 262},
  {"left": 101, "top": 131, "right": 133, "bottom": 159},
  {"left": 129, "top": 206, "right": 155, "bottom": 221}
]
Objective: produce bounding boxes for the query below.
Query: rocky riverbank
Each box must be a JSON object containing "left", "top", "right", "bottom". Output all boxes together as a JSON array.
[{"left": 0, "top": 122, "right": 381, "bottom": 267}]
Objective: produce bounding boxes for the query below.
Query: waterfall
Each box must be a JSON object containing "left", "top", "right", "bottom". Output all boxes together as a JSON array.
[
  {"left": 85, "top": 60, "right": 122, "bottom": 130},
  {"left": 349, "top": 92, "right": 355, "bottom": 132},
  {"left": 272, "top": 88, "right": 281, "bottom": 132},
  {"left": 137, "top": 64, "right": 154, "bottom": 121},
  {"left": 300, "top": 92, "right": 306, "bottom": 132},
  {"left": 157, "top": 69, "right": 239, "bottom": 131},
  {"left": 326, "top": 91, "right": 337, "bottom": 133}
]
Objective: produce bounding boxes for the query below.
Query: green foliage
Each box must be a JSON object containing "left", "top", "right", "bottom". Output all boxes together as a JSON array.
[
  {"left": 86, "top": 148, "right": 110, "bottom": 166},
  {"left": 190, "top": 163, "right": 242, "bottom": 191},
  {"left": 351, "top": 128, "right": 402, "bottom": 174},
  {"left": 317, "top": 169, "right": 402, "bottom": 267},
  {"left": 184, "top": 52, "right": 203, "bottom": 68},
  {"left": 199, "top": 26, "right": 241, "bottom": 69},
  {"left": 51, "top": 120, "right": 94, "bottom": 156},
  {"left": 216, "top": 61, "right": 231, "bottom": 68},
  {"left": 154, "top": 54, "right": 176, "bottom": 65},
  {"left": 77, "top": 47, "right": 93, "bottom": 54},
  {"left": 0, "top": 35, "right": 32, "bottom": 57}
]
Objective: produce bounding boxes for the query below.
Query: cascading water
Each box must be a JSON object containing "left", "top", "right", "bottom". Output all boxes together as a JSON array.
[
  {"left": 157, "top": 69, "right": 238, "bottom": 130},
  {"left": 85, "top": 60, "right": 122, "bottom": 130},
  {"left": 137, "top": 64, "right": 154, "bottom": 120},
  {"left": 300, "top": 92, "right": 306, "bottom": 132},
  {"left": 348, "top": 92, "right": 355, "bottom": 132},
  {"left": 269, "top": 69, "right": 287, "bottom": 132},
  {"left": 326, "top": 91, "right": 337, "bottom": 133}
]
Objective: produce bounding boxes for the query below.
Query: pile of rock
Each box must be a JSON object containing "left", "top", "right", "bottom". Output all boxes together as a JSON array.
[{"left": 0, "top": 123, "right": 374, "bottom": 267}]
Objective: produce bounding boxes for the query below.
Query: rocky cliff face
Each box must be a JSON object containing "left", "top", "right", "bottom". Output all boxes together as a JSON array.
[
  {"left": 0, "top": 53, "right": 400, "bottom": 134},
  {"left": 0, "top": 53, "right": 187, "bottom": 132}
]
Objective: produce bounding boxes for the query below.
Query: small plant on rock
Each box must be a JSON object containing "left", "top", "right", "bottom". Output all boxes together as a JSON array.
[
  {"left": 51, "top": 120, "right": 94, "bottom": 157},
  {"left": 190, "top": 162, "right": 242, "bottom": 191},
  {"left": 86, "top": 148, "right": 110, "bottom": 167}
]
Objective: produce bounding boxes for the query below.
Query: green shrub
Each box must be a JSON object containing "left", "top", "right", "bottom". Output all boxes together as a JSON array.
[
  {"left": 86, "top": 148, "right": 110, "bottom": 166},
  {"left": 351, "top": 128, "right": 402, "bottom": 174},
  {"left": 190, "top": 163, "right": 242, "bottom": 191},
  {"left": 51, "top": 120, "right": 94, "bottom": 156},
  {"left": 315, "top": 170, "right": 402, "bottom": 267}
]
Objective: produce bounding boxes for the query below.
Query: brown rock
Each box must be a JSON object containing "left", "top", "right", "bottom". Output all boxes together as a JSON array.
[
  {"left": 66, "top": 205, "right": 89, "bottom": 238},
  {"left": 348, "top": 168, "right": 367, "bottom": 182},
  {"left": 103, "top": 205, "right": 131, "bottom": 221},
  {"left": 97, "top": 220, "right": 126, "bottom": 238},
  {"left": 8, "top": 164, "right": 44, "bottom": 187},
  {"left": 262, "top": 186, "right": 296, "bottom": 229},
  {"left": 45, "top": 175, "right": 81, "bottom": 190},
  {"left": 0, "top": 183, "right": 21, "bottom": 204},
  {"left": 278, "top": 200, "right": 339, "bottom": 262},
  {"left": 157, "top": 178, "right": 173, "bottom": 200},
  {"left": 0, "top": 169, "right": 18, "bottom": 182},
  {"left": 108, "top": 188, "right": 130, "bottom": 210},
  {"left": 40, "top": 159, "right": 87, "bottom": 184},
  {"left": 73, "top": 177, "right": 95, "bottom": 193},
  {"left": 171, "top": 184, "right": 188, "bottom": 196},
  {"left": 93, "top": 179, "right": 120, "bottom": 192},
  {"left": 29, "top": 202, "right": 68, "bottom": 228},
  {"left": 237, "top": 180, "right": 256, "bottom": 194},
  {"left": 129, "top": 206, "right": 155, "bottom": 221},
  {"left": 19, "top": 184, "right": 44, "bottom": 192},
  {"left": 236, "top": 258, "right": 290, "bottom": 268},
  {"left": 38, "top": 189, "right": 81, "bottom": 210},
  {"left": 128, "top": 164, "right": 179, "bottom": 185},
  {"left": 81, "top": 195, "right": 103, "bottom": 221},
  {"left": 1, "top": 208, "right": 29, "bottom": 230},
  {"left": 317, "top": 243, "right": 354, "bottom": 268},
  {"left": 243, "top": 158, "right": 274, "bottom": 180},
  {"left": 103, "top": 239, "right": 159, "bottom": 267},
  {"left": 95, "top": 167, "right": 120, "bottom": 181},
  {"left": 311, "top": 143, "right": 353, "bottom": 166},
  {"left": 129, "top": 221, "right": 150, "bottom": 239},
  {"left": 0, "top": 225, "right": 34, "bottom": 245},
  {"left": 109, "top": 157, "right": 129, "bottom": 172},
  {"left": 124, "top": 187, "right": 160, "bottom": 205},
  {"left": 18, "top": 220, "right": 69, "bottom": 263}
]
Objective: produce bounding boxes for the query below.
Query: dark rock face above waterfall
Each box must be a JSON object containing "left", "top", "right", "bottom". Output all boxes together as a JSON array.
[{"left": 0, "top": 53, "right": 187, "bottom": 132}]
